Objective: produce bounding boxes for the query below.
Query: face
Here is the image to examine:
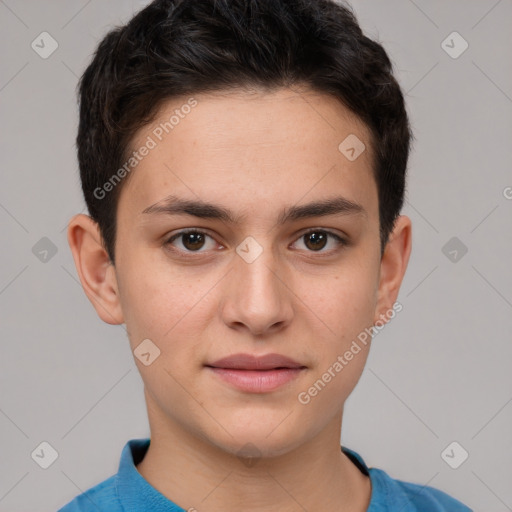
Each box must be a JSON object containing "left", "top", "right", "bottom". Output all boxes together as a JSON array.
[{"left": 73, "top": 87, "right": 410, "bottom": 459}]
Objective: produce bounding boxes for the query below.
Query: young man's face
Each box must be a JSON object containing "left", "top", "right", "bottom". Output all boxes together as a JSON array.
[{"left": 70, "top": 87, "right": 411, "bottom": 458}]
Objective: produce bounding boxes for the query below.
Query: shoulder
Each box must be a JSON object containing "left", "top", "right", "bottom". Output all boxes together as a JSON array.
[
  {"left": 57, "top": 475, "right": 121, "bottom": 512},
  {"left": 369, "top": 467, "right": 473, "bottom": 511}
]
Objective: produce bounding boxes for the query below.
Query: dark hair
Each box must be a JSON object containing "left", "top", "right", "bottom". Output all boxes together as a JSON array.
[{"left": 76, "top": 0, "right": 412, "bottom": 264}]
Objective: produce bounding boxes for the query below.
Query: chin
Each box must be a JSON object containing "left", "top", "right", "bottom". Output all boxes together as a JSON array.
[{"left": 204, "top": 417, "right": 306, "bottom": 460}]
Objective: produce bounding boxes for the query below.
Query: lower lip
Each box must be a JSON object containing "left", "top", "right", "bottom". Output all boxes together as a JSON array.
[{"left": 206, "top": 367, "right": 305, "bottom": 393}]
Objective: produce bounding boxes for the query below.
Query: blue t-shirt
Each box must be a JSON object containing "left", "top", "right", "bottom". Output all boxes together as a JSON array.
[{"left": 57, "top": 438, "right": 472, "bottom": 511}]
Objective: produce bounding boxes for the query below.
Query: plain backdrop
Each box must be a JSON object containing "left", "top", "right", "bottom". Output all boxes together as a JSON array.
[{"left": 1, "top": 1, "right": 511, "bottom": 511}]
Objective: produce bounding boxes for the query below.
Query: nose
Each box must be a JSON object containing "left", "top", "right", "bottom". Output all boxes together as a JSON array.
[{"left": 219, "top": 242, "right": 294, "bottom": 337}]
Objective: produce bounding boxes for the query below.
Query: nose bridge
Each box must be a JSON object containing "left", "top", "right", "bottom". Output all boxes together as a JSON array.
[
  {"left": 236, "top": 234, "right": 283, "bottom": 302},
  {"left": 222, "top": 234, "right": 292, "bottom": 333}
]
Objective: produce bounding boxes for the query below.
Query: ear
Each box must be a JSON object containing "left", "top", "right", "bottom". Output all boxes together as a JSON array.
[
  {"left": 67, "top": 214, "right": 124, "bottom": 325},
  {"left": 373, "top": 215, "right": 412, "bottom": 324}
]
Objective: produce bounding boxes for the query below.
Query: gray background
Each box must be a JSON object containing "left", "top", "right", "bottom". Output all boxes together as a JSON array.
[{"left": 1, "top": 0, "right": 511, "bottom": 511}]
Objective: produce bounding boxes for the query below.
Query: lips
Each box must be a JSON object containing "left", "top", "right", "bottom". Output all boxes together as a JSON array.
[
  {"left": 205, "top": 353, "right": 307, "bottom": 393},
  {"left": 206, "top": 353, "right": 306, "bottom": 371}
]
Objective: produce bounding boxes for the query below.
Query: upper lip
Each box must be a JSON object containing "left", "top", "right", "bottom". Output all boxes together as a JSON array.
[{"left": 206, "top": 353, "right": 306, "bottom": 370}]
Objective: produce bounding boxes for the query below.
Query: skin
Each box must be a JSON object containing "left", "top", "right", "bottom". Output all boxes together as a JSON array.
[{"left": 67, "top": 86, "right": 412, "bottom": 512}]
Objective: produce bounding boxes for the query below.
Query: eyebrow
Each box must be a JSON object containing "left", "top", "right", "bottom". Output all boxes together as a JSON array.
[{"left": 141, "top": 194, "right": 366, "bottom": 225}]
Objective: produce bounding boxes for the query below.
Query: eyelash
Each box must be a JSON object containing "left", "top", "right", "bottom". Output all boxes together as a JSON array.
[{"left": 164, "top": 228, "right": 347, "bottom": 257}]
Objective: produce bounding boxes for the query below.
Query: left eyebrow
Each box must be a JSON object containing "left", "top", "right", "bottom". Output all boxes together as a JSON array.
[{"left": 141, "top": 194, "right": 367, "bottom": 225}]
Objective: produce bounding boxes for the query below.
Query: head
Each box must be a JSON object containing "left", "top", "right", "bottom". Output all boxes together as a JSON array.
[{"left": 68, "top": 0, "right": 412, "bottom": 459}]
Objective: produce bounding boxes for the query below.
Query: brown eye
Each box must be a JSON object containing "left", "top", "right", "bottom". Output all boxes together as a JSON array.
[
  {"left": 304, "top": 231, "right": 328, "bottom": 251},
  {"left": 181, "top": 232, "right": 205, "bottom": 251},
  {"left": 166, "top": 230, "right": 216, "bottom": 252},
  {"left": 294, "top": 229, "right": 346, "bottom": 253}
]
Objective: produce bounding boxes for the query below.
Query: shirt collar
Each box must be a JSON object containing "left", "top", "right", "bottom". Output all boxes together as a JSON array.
[
  {"left": 342, "top": 445, "right": 371, "bottom": 476},
  {"left": 115, "top": 438, "right": 185, "bottom": 511}
]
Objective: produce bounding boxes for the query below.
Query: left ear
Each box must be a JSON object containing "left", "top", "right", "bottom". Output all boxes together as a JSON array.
[{"left": 374, "top": 215, "right": 412, "bottom": 324}]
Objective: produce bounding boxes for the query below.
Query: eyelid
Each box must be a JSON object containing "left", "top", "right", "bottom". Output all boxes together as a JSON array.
[{"left": 299, "top": 227, "right": 347, "bottom": 242}]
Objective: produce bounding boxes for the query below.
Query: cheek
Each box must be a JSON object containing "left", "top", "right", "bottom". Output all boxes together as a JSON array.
[
  {"left": 295, "top": 276, "right": 375, "bottom": 414},
  {"left": 301, "top": 262, "right": 379, "bottom": 341},
  {"left": 292, "top": 261, "right": 377, "bottom": 399},
  {"left": 117, "top": 263, "right": 206, "bottom": 403},
  {"left": 116, "top": 256, "right": 183, "bottom": 345},
  {"left": 117, "top": 253, "right": 219, "bottom": 368}
]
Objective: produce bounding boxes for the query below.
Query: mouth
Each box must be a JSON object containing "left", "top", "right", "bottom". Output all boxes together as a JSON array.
[{"left": 205, "top": 353, "right": 307, "bottom": 393}]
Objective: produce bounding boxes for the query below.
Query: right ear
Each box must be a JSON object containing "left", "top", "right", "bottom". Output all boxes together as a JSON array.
[{"left": 67, "top": 214, "right": 124, "bottom": 325}]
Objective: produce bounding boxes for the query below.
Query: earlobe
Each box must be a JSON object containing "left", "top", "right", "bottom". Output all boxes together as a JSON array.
[
  {"left": 374, "top": 215, "right": 412, "bottom": 325},
  {"left": 67, "top": 213, "right": 124, "bottom": 325}
]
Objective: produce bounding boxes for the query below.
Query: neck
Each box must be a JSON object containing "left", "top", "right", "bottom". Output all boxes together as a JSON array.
[{"left": 136, "top": 397, "right": 371, "bottom": 511}]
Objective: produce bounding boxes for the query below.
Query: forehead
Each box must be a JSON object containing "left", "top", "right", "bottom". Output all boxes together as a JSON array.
[{"left": 119, "top": 87, "right": 377, "bottom": 221}]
